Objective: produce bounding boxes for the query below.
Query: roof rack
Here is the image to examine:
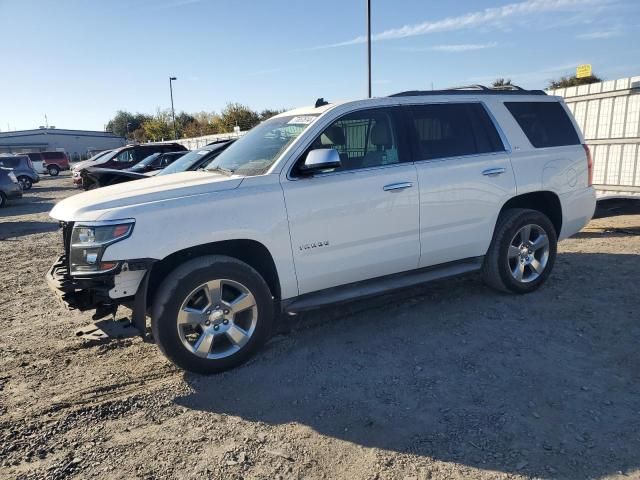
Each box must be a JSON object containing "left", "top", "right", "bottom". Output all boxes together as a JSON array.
[{"left": 389, "top": 84, "right": 546, "bottom": 97}]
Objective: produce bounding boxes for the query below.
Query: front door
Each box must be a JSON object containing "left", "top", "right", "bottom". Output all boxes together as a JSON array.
[{"left": 281, "top": 107, "right": 420, "bottom": 295}]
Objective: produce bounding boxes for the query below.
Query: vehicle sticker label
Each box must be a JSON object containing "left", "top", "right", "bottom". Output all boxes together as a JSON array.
[{"left": 288, "top": 116, "right": 316, "bottom": 125}]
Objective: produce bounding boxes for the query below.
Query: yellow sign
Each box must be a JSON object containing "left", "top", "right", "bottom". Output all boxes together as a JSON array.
[{"left": 576, "top": 64, "right": 592, "bottom": 78}]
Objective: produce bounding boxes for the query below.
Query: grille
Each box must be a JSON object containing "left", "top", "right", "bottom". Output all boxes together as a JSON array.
[{"left": 60, "top": 221, "right": 74, "bottom": 266}]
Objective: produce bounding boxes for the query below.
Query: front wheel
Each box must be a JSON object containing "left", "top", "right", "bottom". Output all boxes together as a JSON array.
[
  {"left": 483, "top": 208, "right": 557, "bottom": 294},
  {"left": 151, "top": 255, "right": 274, "bottom": 374},
  {"left": 18, "top": 176, "right": 32, "bottom": 190},
  {"left": 48, "top": 165, "right": 60, "bottom": 176}
]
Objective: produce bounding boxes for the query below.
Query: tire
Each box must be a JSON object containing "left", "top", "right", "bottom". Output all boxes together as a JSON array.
[
  {"left": 18, "top": 176, "right": 32, "bottom": 190},
  {"left": 48, "top": 165, "right": 60, "bottom": 176},
  {"left": 482, "top": 208, "right": 557, "bottom": 294},
  {"left": 0, "top": 192, "right": 6, "bottom": 208},
  {"left": 151, "top": 255, "right": 274, "bottom": 374}
]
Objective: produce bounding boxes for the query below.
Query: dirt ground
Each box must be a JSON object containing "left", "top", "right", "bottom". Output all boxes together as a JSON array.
[{"left": 1, "top": 173, "right": 639, "bottom": 480}]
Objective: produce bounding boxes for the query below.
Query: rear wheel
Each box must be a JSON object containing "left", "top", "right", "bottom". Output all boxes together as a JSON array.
[
  {"left": 151, "top": 255, "right": 274, "bottom": 374},
  {"left": 483, "top": 208, "right": 557, "bottom": 294},
  {"left": 48, "top": 165, "right": 60, "bottom": 176},
  {"left": 18, "top": 176, "right": 32, "bottom": 190}
]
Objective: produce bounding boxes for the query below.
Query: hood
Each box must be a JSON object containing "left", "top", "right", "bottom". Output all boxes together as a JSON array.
[
  {"left": 50, "top": 171, "right": 243, "bottom": 221},
  {"left": 73, "top": 160, "right": 92, "bottom": 171}
]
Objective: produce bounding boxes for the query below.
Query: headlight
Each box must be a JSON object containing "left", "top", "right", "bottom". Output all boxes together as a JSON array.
[
  {"left": 8, "top": 171, "right": 17, "bottom": 183},
  {"left": 69, "top": 220, "right": 134, "bottom": 275}
]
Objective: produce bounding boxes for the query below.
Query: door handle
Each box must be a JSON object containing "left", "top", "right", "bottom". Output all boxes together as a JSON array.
[
  {"left": 482, "top": 167, "right": 506, "bottom": 177},
  {"left": 383, "top": 182, "right": 413, "bottom": 192}
]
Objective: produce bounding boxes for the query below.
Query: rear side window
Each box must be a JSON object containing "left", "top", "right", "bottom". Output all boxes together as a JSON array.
[
  {"left": 505, "top": 102, "right": 580, "bottom": 148},
  {"left": 42, "top": 152, "right": 65, "bottom": 160},
  {"left": 0, "top": 158, "right": 20, "bottom": 168},
  {"left": 409, "top": 103, "right": 504, "bottom": 161}
]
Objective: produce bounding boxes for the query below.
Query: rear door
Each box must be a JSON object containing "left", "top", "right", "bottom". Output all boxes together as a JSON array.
[
  {"left": 280, "top": 106, "right": 420, "bottom": 295},
  {"left": 408, "top": 102, "right": 516, "bottom": 267}
]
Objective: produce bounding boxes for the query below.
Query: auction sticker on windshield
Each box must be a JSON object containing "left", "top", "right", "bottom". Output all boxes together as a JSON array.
[{"left": 288, "top": 116, "right": 316, "bottom": 125}]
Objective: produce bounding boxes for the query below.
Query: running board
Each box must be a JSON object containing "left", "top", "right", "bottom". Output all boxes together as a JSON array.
[{"left": 283, "top": 256, "right": 483, "bottom": 314}]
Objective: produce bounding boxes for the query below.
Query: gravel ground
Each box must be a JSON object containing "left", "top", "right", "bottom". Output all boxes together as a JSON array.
[{"left": 1, "top": 173, "right": 639, "bottom": 480}]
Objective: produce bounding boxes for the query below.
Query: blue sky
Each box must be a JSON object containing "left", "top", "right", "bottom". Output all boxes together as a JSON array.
[{"left": 0, "top": 0, "right": 638, "bottom": 131}]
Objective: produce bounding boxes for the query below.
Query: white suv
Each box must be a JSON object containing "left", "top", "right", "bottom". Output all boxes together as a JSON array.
[{"left": 47, "top": 86, "right": 596, "bottom": 373}]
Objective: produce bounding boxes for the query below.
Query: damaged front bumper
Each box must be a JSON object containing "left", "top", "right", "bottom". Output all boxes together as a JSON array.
[{"left": 46, "top": 254, "right": 153, "bottom": 337}]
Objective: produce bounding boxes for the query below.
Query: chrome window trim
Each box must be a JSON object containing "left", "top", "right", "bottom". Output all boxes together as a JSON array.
[
  {"left": 412, "top": 149, "right": 511, "bottom": 166},
  {"left": 287, "top": 161, "right": 414, "bottom": 181}
]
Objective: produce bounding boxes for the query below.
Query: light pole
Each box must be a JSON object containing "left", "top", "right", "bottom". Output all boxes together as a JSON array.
[
  {"left": 367, "top": 0, "right": 371, "bottom": 98},
  {"left": 169, "top": 76, "right": 177, "bottom": 140}
]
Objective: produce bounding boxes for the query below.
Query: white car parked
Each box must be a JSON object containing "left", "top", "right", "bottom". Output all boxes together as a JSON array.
[{"left": 47, "top": 86, "right": 596, "bottom": 373}]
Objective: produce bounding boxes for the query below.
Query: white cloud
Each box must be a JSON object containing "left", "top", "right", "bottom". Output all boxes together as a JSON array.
[
  {"left": 314, "top": 0, "right": 612, "bottom": 49},
  {"left": 577, "top": 29, "right": 622, "bottom": 39},
  {"left": 400, "top": 42, "right": 499, "bottom": 53}
]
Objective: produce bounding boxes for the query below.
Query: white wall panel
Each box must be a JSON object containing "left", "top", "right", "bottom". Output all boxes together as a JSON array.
[
  {"left": 606, "top": 144, "right": 622, "bottom": 184},
  {"left": 610, "top": 96, "right": 628, "bottom": 138},
  {"left": 620, "top": 144, "right": 638, "bottom": 186}
]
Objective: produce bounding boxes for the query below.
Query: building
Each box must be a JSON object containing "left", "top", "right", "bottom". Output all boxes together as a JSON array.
[
  {"left": 548, "top": 76, "right": 640, "bottom": 199},
  {"left": 0, "top": 127, "right": 125, "bottom": 160}
]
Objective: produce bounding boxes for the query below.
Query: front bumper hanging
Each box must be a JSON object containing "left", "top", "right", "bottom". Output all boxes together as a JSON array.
[
  {"left": 46, "top": 254, "right": 117, "bottom": 312},
  {"left": 46, "top": 254, "right": 152, "bottom": 338}
]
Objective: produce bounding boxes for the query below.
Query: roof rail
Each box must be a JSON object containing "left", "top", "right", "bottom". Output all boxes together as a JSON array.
[{"left": 389, "top": 84, "right": 546, "bottom": 97}]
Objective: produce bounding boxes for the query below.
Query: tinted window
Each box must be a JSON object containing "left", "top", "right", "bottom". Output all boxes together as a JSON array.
[
  {"left": 410, "top": 103, "right": 504, "bottom": 161},
  {"left": 0, "top": 158, "right": 19, "bottom": 168},
  {"left": 114, "top": 149, "right": 136, "bottom": 163},
  {"left": 42, "top": 152, "right": 65, "bottom": 160},
  {"left": 299, "top": 108, "right": 404, "bottom": 173},
  {"left": 505, "top": 101, "right": 580, "bottom": 148}
]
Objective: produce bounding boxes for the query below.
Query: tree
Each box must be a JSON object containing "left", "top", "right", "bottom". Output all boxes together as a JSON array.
[
  {"left": 492, "top": 78, "right": 513, "bottom": 88},
  {"left": 218, "top": 103, "right": 260, "bottom": 132},
  {"left": 106, "top": 111, "right": 151, "bottom": 139},
  {"left": 548, "top": 74, "right": 602, "bottom": 89},
  {"left": 259, "top": 109, "right": 284, "bottom": 121},
  {"left": 142, "top": 110, "right": 173, "bottom": 141}
]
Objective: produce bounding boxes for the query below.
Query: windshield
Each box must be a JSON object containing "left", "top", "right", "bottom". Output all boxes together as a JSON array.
[
  {"left": 159, "top": 149, "right": 210, "bottom": 176},
  {"left": 132, "top": 152, "right": 161, "bottom": 169},
  {"left": 205, "top": 115, "right": 318, "bottom": 176},
  {"left": 93, "top": 150, "right": 119, "bottom": 164}
]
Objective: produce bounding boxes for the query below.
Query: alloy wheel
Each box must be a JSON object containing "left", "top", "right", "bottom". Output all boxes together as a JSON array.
[
  {"left": 177, "top": 278, "right": 258, "bottom": 359},
  {"left": 19, "top": 177, "right": 32, "bottom": 190},
  {"left": 508, "top": 224, "right": 550, "bottom": 283}
]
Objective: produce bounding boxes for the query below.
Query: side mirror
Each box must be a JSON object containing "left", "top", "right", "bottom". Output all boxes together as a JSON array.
[{"left": 300, "top": 148, "right": 341, "bottom": 173}]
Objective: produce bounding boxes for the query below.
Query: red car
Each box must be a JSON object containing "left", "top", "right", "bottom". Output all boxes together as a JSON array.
[{"left": 41, "top": 151, "right": 70, "bottom": 176}]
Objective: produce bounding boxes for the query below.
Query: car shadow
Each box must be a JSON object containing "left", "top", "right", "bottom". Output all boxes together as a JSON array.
[
  {"left": 175, "top": 252, "right": 640, "bottom": 479},
  {"left": 0, "top": 196, "right": 56, "bottom": 218},
  {"left": 0, "top": 220, "right": 59, "bottom": 239},
  {"left": 594, "top": 198, "right": 640, "bottom": 219}
]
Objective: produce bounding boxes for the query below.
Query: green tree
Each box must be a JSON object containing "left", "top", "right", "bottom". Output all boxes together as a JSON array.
[
  {"left": 548, "top": 73, "right": 602, "bottom": 89},
  {"left": 492, "top": 78, "right": 513, "bottom": 88},
  {"left": 259, "top": 109, "right": 284, "bottom": 121},
  {"left": 106, "top": 111, "right": 151, "bottom": 139},
  {"left": 218, "top": 103, "right": 260, "bottom": 132},
  {"left": 142, "top": 110, "right": 173, "bottom": 141}
]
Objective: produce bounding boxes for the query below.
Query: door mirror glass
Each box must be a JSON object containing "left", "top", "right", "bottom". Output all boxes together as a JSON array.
[{"left": 301, "top": 148, "right": 341, "bottom": 173}]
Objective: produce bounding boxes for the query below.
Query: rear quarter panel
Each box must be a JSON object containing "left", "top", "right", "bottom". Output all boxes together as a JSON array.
[{"left": 491, "top": 99, "right": 595, "bottom": 239}]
